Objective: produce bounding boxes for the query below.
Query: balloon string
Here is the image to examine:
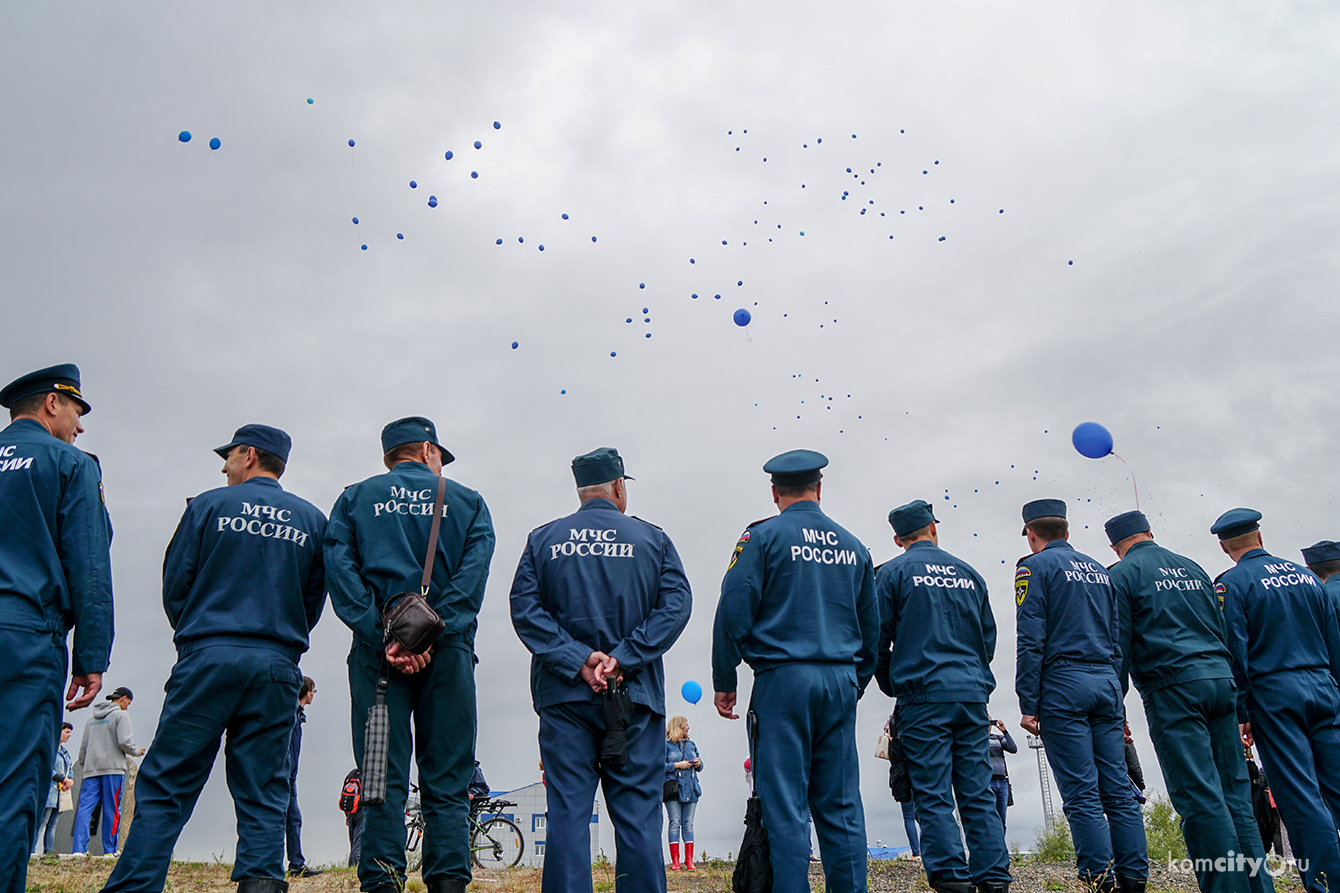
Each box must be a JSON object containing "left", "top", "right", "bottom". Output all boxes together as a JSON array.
[{"left": 1110, "top": 452, "right": 1139, "bottom": 509}]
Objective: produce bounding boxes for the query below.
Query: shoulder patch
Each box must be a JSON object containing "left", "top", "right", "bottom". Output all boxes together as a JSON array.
[
  {"left": 1214, "top": 580, "right": 1226, "bottom": 611},
  {"left": 728, "top": 529, "right": 752, "bottom": 570},
  {"left": 1015, "top": 566, "right": 1030, "bottom": 606}
]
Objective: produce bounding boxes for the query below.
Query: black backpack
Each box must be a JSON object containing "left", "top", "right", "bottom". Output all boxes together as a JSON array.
[{"left": 339, "top": 769, "right": 362, "bottom": 814}]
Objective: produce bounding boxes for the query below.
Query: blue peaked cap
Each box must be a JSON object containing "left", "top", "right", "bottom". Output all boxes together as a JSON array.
[
  {"left": 1301, "top": 541, "right": 1340, "bottom": 566},
  {"left": 888, "top": 500, "right": 937, "bottom": 536},
  {"left": 1210, "top": 508, "right": 1261, "bottom": 540},
  {"left": 1105, "top": 510, "right": 1151, "bottom": 545},
  {"left": 381, "top": 416, "right": 454, "bottom": 465},
  {"left": 214, "top": 424, "right": 292, "bottom": 464},
  {"left": 571, "top": 447, "right": 633, "bottom": 487},
  {"left": 763, "top": 449, "right": 828, "bottom": 486},
  {"left": 1021, "top": 498, "right": 1066, "bottom": 535},
  {"left": 0, "top": 363, "right": 90, "bottom": 414}
]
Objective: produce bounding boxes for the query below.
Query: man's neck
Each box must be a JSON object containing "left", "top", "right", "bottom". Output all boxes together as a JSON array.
[{"left": 776, "top": 495, "right": 817, "bottom": 512}]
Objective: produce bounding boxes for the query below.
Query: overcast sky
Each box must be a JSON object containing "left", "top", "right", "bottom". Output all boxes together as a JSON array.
[{"left": 5, "top": 0, "right": 1340, "bottom": 867}]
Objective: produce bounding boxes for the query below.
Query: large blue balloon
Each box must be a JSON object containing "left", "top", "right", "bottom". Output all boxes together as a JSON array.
[
  {"left": 733, "top": 308, "right": 752, "bottom": 327},
  {"left": 209, "top": 137, "right": 221, "bottom": 150},
  {"left": 681, "top": 680, "right": 702, "bottom": 704},
  {"left": 1072, "top": 422, "right": 1113, "bottom": 459},
  {"left": 178, "top": 131, "right": 191, "bottom": 143}
]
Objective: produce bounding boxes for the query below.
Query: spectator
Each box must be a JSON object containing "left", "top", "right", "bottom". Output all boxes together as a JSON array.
[
  {"left": 33, "top": 722, "right": 74, "bottom": 855},
  {"left": 664, "top": 716, "right": 703, "bottom": 870},
  {"left": 901, "top": 796, "right": 922, "bottom": 861},
  {"left": 469, "top": 761, "right": 490, "bottom": 803},
  {"left": 341, "top": 768, "right": 364, "bottom": 868},
  {"left": 987, "top": 718, "right": 1016, "bottom": 830},
  {"left": 73, "top": 687, "right": 143, "bottom": 856},
  {"left": 286, "top": 676, "right": 321, "bottom": 878}
]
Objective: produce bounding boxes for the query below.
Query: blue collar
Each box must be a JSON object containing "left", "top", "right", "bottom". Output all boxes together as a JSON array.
[
  {"left": 780, "top": 500, "right": 823, "bottom": 515},
  {"left": 1125, "top": 539, "right": 1157, "bottom": 556},
  {"left": 1240, "top": 548, "right": 1270, "bottom": 562},
  {"left": 578, "top": 498, "right": 620, "bottom": 513},
  {"left": 3, "top": 418, "right": 54, "bottom": 438},
  {"left": 239, "top": 476, "right": 283, "bottom": 491},
  {"left": 905, "top": 540, "right": 936, "bottom": 553},
  {"left": 1042, "top": 539, "right": 1073, "bottom": 552}
]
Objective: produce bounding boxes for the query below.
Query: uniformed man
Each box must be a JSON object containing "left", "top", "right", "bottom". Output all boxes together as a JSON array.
[
  {"left": 99, "top": 424, "right": 326, "bottom": 893},
  {"left": 325, "top": 417, "right": 495, "bottom": 893},
  {"left": 1106, "top": 510, "right": 1270, "bottom": 893},
  {"left": 0, "top": 363, "right": 111, "bottom": 893},
  {"left": 510, "top": 447, "right": 691, "bottom": 893},
  {"left": 875, "top": 500, "right": 1010, "bottom": 893},
  {"left": 1014, "top": 499, "right": 1147, "bottom": 893},
  {"left": 1300, "top": 540, "right": 1340, "bottom": 610},
  {"left": 713, "top": 450, "right": 878, "bottom": 893},
  {"left": 1213, "top": 508, "right": 1340, "bottom": 893}
]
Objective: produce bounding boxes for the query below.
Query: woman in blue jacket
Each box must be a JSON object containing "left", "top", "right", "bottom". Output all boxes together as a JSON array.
[{"left": 664, "top": 715, "right": 703, "bottom": 871}]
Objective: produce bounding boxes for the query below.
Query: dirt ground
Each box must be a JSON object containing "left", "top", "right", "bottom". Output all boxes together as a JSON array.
[{"left": 25, "top": 856, "right": 1306, "bottom": 892}]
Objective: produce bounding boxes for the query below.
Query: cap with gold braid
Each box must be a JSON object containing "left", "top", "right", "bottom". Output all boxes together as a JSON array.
[{"left": 0, "top": 363, "right": 90, "bottom": 414}]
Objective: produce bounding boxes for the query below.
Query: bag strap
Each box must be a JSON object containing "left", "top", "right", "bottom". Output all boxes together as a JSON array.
[
  {"left": 747, "top": 708, "right": 758, "bottom": 797},
  {"left": 420, "top": 477, "right": 447, "bottom": 594}
]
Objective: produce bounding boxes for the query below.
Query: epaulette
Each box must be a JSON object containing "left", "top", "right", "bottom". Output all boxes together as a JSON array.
[
  {"left": 82, "top": 451, "right": 101, "bottom": 468},
  {"left": 746, "top": 517, "right": 771, "bottom": 529},
  {"left": 631, "top": 515, "right": 662, "bottom": 530},
  {"left": 1015, "top": 554, "right": 1031, "bottom": 568}
]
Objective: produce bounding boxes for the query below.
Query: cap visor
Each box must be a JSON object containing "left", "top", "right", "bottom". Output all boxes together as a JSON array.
[{"left": 437, "top": 445, "right": 456, "bottom": 465}]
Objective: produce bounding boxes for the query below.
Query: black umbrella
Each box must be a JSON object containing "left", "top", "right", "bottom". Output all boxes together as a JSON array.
[
  {"left": 733, "top": 710, "right": 772, "bottom": 893},
  {"left": 601, "top": 680, "right": 633, "bottom": 770}
]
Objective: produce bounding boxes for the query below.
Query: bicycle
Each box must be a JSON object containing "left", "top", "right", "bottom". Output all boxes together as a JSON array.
[{"left": 405, "top": 783, "right": 526, "bottom": 871}]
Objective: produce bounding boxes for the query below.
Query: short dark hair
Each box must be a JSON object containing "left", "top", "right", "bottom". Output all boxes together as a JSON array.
[
  {"left": 1309, "top": 559, "right": 1340, "bottom": 582},
  {"left": 383, "top": 441, "right": 426, "bottom": 469},
  {"left": 8, "top": 390, "right": 69, "bottom": 421},
  {"left": 774, "top": 481, "right": 819, "bottom": 499},
  {"left": 299, "top": 676, "right": 315, "bottom": 698},
  {"left": 61, "top": 721, "right": 73, "bottom": 731},
  {"left": 897, "top": 523, "right": 933, "bottom": 543},
  {"left": 1026, "top": 517, "right": 1069, "bottom": 541},
  {"left": 254, "top": 448, "right": 286, "bottom": 478}
]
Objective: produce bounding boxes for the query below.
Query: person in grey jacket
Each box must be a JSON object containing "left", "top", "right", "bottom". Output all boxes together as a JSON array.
[
  {"left": 987, "top": 718, "right": 1017, "bottom": 830},
  {"left": 72, "top": 687, "right": 144, "bottom": 855},
  {"left": 33, "top": 722, "right": 74, "bottom": 854}
]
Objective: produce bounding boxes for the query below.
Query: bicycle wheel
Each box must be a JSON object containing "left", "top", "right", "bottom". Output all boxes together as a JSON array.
[
  {"left": 405, "top": 816, "right": 424, "bottom": 873},
  {"left": 471, "top": 816, "right": 524, "bottom": 869}
]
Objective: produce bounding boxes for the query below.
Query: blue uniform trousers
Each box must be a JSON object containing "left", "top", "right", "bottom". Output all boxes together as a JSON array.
[
  {"left": 897, "top": 702, "right": 1011, "bottom": 889},
  {"left": 101, "top": 642, "right": 301, "bottom": 891},
  {"left": 1247, "top": 670, "right": 1340, "bottom": 893},
  {"left": 1144, "top": 677, "right": 1271, "bottom": 893},
  {"left": 285, "top": 776, "right": 304, "bottom": 869},
  {"left": 751, "top": 663, "right": 867, "bottom": 893},
  {"left": 349, "top": 638, "right": 476, "bottom": 891},
  {"left": 0, "top": 630, "right": 64, "bottom": 893},
  {"left": 1038, "top": 664, "right": 1147, "bottom": 881},
  {"left": 538, "top": 700, "right": 665, "bottom": 893},
  {"left": 73, "top": 774, "right": 124, "bottom": 853}
]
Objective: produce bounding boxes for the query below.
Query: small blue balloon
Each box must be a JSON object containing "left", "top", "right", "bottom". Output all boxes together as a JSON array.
[
  {"left": 361, "top": 244, "right": 367, "bottom": 250},
  {"left": 493, "top": 121, "right": 501, "bottom": 130},
  {"left": 511, "top": 341, "right": 519, "bottom": 349},
  {"left": 1068, "top": 260, "right": 1074, "bottom": 265},
  {"left": 178, "top": 131, "right": 191, "bottom": 142},
  {"left": 1072, "top": 422, "right": 1114, "bottom": 459},
  {"left": 681, "top": 680, "right": 702, "bottom": 704},
  {"left": 209, "top": 137, "right": 221, "bottom": 150},
  {"left": 428, "top": 196, "right": 438, "bottom": 208},
  {"left": 733, "top": 308, "right": 752, "bottom": 327},
  {"left": 639, "top": 283, "right": 645, "bottom": 289},
  {"left": 409, "top": 180, "right": 417, "bottom": 188},
  {"left": 307, "top": 98, "right": 314, "bottom": 104},
  {"left": 474, "top": 140, "right": 482, "bottom": 149},
  {"left": 591, "top": 236, "right": 597, "bottom": 242},
  {"left": 445, "top": 150, "right": 454, "bottom": 160},
  {"left": 348, "top": 139, "right": 355, "bottom": 147},
  {"left": 496, "top": 238, "right": 503, "bottom": 245},
  {"left": 471, "top": 171, "right": 478, "bottom": 179},
  {"left": 562, "top": 213, "right": 569, "bottom": 220},
  {"left": 352, "top": 217, "right": 359, "bottom": 224},
  {"left": 610, "top": 351, "right": 617, "bottom": 357},
  {"left": 538, "top": 245, "right": 544, "bottom": 251},
  {"left": 397, "top": 233, "right": 404, "bottom": 240}
]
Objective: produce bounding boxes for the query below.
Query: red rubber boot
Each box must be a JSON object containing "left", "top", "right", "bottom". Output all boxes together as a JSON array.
[
  {"left": 669, "top": 843, "right": 680, "bottom": 870},
  {"left": 684, "top": 842, "right": 695, "bottom": 870}
]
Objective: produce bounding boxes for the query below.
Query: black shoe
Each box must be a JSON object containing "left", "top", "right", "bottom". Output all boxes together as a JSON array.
[
  {"left": 237, "top": 880, "right": 289, "bottom": 893},
  {"left": 976, "top": 883, "right": 1010, "bottom": 893},
  {"left": 1116, "top": 876, "right": 1147, "bottom": 893},
  {"left": 288, "top": 865, "right": 324, "bottom": 878},
  {"left": 426, "top": 880, "right": 468, "bottom": 893},
  {"left": 1079, "top": 873, "right": 1116, "bottom": 893},
  {"left": 934, "top": 882, "right": 975, "bottom": 893}
]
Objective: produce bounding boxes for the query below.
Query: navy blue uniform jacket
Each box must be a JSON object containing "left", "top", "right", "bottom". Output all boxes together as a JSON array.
[
  {"left": 509, "top": 498, "right": 692, "bottom": 714},
  {"left": 1014, "top": 539, "right": 1118, "bottom": 716},
  {"left": 1108, "top": 539, "right": 1231, "bottom": 697},
  {"left": 163, "top": 476, "right": 327, "bottom": 653},
  {"left": 1216, "top": 548, "right": 1340, "bottom": 722},
  {"left": 712, "top": 500, "right": 878, "bottom": 695},
  {"left": 325, "top": 461, "right": 495, "bottom": 649},
  {"left": 874, "top": 540, "right": 996, "bottom": 703},
  {"left": 0, "top": 418, "right": 113, "bottom": 675}
]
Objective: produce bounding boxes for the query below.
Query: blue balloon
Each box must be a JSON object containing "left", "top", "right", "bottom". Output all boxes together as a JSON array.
[
  {"left": 511, "top": 341, "right": 519, "bottom": 349},
  {"left": 538, "top": 245, "right": 544, "bottom": 251},
  {"left": 445, "top": 150, "right": 454, "bottom": 160},
  {"left": 427, "top": 196, "right": 438, "bottom": 208},
  {"left": 397, "top": 233, "right": 404, "bottom": 240},
  {"left": 493, "top": 121, "right": 501, "bottom": 130},
  {"left": 178, "top": 131, "right": 191, "bottom": 142},
  {"left": 474, "top": 140, "right": 482, "bottom": 149},
  {"left": 361, "top": 244, "right": 367, "bottom": 250},
  {"left": 496, "top": 238, "right": 503, "bottom": 245},
  {"left": 681, "top": 680, "right": 702, "bottom": 704},
  {"left": 409, "top": 180, "right": 417, "bottom": 188},
  {"left": 733, "top": 308, "right": 752, "bottom": 327},
  {"left": 307, "top": 98, "right": 314, "bottom": 104},
  {"left": 209, "top": 137, "right": 221, "bottom": 150},
  {"left": 471, "top": 171, "right": 478, "bottom": 179},
  {"left": 352, "top": 217, "right": 359, "bottom": 224},
  {"left": 348, "top": 139, "right": 355, "bottom": 147},
  {"left": 562, "top": 213, "right": 569, "bottom": 220},
  {"left": 1072, "top": 422, "right": 1113, "bottom": 459},
  {"left": 591, "top": 236, "right": 597, "bottom": 242}
]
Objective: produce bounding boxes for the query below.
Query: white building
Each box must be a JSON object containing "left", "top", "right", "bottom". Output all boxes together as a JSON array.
[{"left": 491, "top": 781, "right": 599, "bottom": 868}]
